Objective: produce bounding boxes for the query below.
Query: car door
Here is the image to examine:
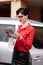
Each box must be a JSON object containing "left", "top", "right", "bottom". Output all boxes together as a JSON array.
[
  {"left": 0, "top": 24, "right": 16, "bottom": 64},
  {"left": 30, "top": 27, "right": 43, "bottom": 65},
  {"left": 30, "top": 46, "right": 42, "bottom": 65}
]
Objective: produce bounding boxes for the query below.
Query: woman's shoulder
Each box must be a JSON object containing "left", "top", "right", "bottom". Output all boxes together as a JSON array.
[{"left": 27, "top": 23, "right": 35, "bottom": 31}]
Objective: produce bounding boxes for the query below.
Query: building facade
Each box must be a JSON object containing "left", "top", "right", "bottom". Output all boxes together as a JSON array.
[{"left": 0, "top": 0, "right": 43, "bottom": 22}]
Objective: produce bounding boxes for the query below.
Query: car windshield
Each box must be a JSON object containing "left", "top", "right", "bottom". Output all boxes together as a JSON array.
[{"left": 0, "top": 24, "right": 15, "bottom": 42}]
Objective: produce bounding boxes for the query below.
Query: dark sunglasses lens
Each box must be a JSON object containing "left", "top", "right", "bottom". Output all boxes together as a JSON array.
[{"left": 18, "top": 16, "right": 23, "bottom": 18}]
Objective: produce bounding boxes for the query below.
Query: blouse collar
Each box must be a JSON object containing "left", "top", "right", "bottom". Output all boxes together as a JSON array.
[{"left": 21, "top": 20, "right": 29, "bottom": 28}]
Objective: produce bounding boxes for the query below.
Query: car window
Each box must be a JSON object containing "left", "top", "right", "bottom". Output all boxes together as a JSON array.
[
  {"left": 0, "top": 24, "right": 15, "bottom": 42},
  {"left": 33, "top": 27, "right": 43, "bottom": 49}
]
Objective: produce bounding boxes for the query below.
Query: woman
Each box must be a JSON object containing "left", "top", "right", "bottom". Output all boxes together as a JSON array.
[{"left": 5, "top": 8, "right": 35, "bottom": 65}]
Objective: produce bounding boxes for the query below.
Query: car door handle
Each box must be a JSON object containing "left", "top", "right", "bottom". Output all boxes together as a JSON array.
[
  {"left": 33, "top": 58, "right": 40, "bottom": 60},
  {"left": 33, "top": 56, "right": 41, "bottom": 61}
]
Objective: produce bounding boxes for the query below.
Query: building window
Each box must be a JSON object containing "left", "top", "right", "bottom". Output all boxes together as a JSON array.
[{"left": 0, "top": 2, "right": 11, "bottom": 17}]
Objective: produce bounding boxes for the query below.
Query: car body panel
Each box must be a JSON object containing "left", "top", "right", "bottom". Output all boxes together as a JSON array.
[
  {"left": 0, "top": 41, "right": 13, "bottom": 64},
  {"left": 30, "top": 46, "right": 43, "bottom": 65}
]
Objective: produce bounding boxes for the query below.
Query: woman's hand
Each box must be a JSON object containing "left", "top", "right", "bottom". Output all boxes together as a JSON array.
[
  {"left": 5, "top": 32, "right": 11, "bottom": 37},
  {"left": 14, "top": 32, "right": 22, "bottom": 39},
  {"left": 5, "top": 27, "right": 14, "bottom": 37}
]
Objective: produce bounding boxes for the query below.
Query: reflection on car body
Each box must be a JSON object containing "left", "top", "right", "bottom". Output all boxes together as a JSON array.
[{"left": 0, "top": 18, "right": 43, "bottom": 65}]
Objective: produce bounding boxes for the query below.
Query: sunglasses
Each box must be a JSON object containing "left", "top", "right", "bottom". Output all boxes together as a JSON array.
[{"left": 17, "top": 16, "right": 23, "bottom": 18}]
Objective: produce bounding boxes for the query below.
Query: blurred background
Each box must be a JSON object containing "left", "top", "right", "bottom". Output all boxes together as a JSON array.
[{"left": 0, "top": 0, "right": 43, "bottom": 22}]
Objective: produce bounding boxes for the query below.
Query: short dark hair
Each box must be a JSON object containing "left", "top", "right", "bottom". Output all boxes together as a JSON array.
[{"left": 16, "top": 8, "right": 29, "bottom": 16}]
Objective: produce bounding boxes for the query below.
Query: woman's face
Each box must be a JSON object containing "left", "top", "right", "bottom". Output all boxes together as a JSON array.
[{"left": 17, "top": 12, "right": 28, "bottom": 24}]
